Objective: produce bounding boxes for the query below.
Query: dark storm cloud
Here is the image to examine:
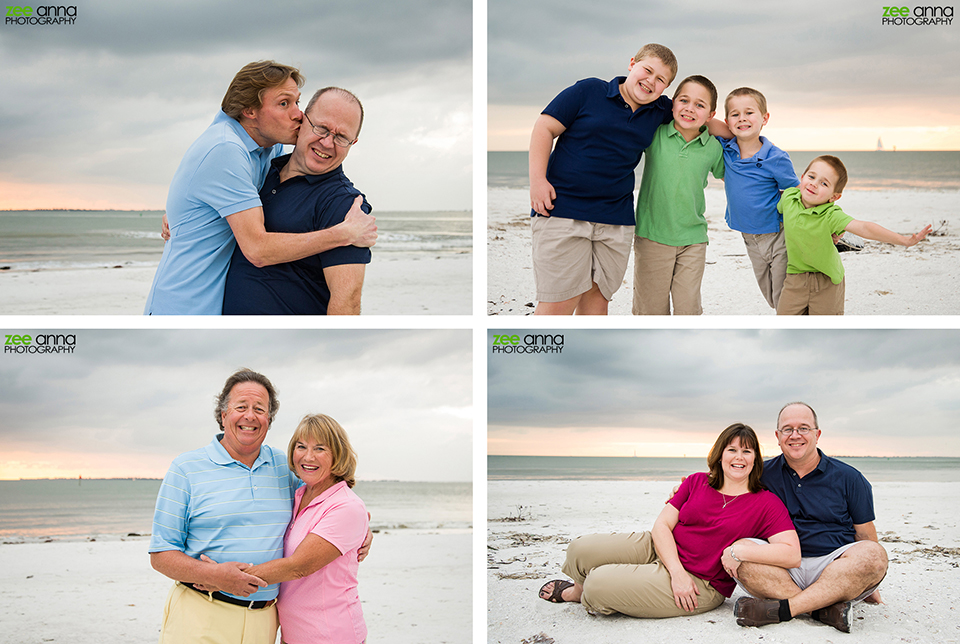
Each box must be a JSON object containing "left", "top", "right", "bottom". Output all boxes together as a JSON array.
[
  {"left": 487, "top": 329, "right": 959, "bottom": 446},
  {"left": 488, "top": 0, "right": 959, "bottom": 107},
  {"left": 0, "top": 330, "right": 472, "bottom": 480}
]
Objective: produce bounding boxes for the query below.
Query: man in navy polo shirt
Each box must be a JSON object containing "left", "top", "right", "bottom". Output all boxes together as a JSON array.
[
  {"left": 222, "top": 87, "right": 370, "bottom": 315},
  {"left": 730, "top": 402, "right": 888, "bottom": 633}
]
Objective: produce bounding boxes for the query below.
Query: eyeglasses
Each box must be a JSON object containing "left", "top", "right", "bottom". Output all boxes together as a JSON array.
[
  {"left": 303, "top": 112, "right": 356, "bottom": 148},
  {"left": 777, "top": 427, "right": 817, "bottom": 436}
]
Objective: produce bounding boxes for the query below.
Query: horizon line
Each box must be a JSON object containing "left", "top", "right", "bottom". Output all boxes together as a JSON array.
[{"left": 488, "top": 454, "right": 960, "bottom": 459}]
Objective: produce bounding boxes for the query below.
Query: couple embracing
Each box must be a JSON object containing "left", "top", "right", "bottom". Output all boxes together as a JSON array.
[{"left": 539, "top": 402, "right": 887, "bottom": 634}]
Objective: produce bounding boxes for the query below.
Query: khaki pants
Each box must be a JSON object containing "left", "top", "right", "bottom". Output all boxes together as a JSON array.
[
  {"left": 561, "top": 532, "right": 725, "bottom": 618},
  {"left": 741, "top": 229, "right": 787, "bottom": 309},
  {"left": 777, "top": 272, "right": 845, "bottom": 315},
  {"left": 158, "top": 583, "right": 278, "bottom": 644},
  {"left": 632, "top": 236, "right": 706, "bottom": 315}
]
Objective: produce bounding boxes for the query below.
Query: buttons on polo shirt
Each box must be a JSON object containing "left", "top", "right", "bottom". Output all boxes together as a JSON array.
[{"left": 271, "top": 189, "right": 277, "bottom": 194}]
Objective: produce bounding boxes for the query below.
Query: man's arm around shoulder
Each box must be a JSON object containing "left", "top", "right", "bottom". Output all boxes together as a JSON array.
[{"left": 227, "top": 196, "right": 376, "bottom": 267}]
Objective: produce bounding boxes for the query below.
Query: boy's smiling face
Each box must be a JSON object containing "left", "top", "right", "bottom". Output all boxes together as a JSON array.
[
  {"left": 672, "top": 81, "right": 715, "bottom": 135},
  {"left": 725, "top": 95, "right": 768, "bottom": 141},
  {"left": 620, "top": 56, "right": 672, "bottom": 110},
  {"left": 799, "top": 160, "right": 843, "bottom": 208}
]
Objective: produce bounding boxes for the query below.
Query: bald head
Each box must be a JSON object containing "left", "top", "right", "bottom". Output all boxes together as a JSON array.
[{"left": 777, "top": 401, "right": 818, "bottom": 430}]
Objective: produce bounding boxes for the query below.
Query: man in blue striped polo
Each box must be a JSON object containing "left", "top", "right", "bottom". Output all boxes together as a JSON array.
[{"left": 149, "top": 369, "right": 296, "bottom": 643}]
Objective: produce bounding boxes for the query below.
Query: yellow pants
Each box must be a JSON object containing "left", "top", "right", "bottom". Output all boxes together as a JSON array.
[{"left": 158, "top": 582, "right": 278, "bottom": 644}]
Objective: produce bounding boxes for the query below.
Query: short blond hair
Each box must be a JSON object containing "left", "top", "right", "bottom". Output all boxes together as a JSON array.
[
  {"left": 287, "top": 414, "right": 358, "bottom": 488},
  {"left": 805, "top": 155, "right": 849, "bottom": 194},
  {"left": 633, "top": 43, "right": 678, "bottom": 84},
  {"left": 724, "top": 87, "right": 767, "bottom": 116},
  {"left": 221, "top": 60, "right": 304, "bottom": 120}
]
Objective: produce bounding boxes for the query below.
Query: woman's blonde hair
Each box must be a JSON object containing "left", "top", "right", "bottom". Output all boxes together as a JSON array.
[{"left": 287, "top": 414, "right": 358, "bottom": 488}]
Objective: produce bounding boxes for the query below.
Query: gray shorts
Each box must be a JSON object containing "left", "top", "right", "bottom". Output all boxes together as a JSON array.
[{"left": 738, "top": 539, "right": 880, "bottom": 603}]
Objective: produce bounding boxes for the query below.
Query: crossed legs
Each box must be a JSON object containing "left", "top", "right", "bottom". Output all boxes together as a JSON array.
[{"left": 737, "top": 540, "right": 888, "bottom": 616}]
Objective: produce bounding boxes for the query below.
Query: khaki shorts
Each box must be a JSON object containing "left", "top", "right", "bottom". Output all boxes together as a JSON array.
[
  {"left": 561, "top": 532, "right": 725, "bottom": 618},
  {"left": 531, "top": 215, "right": 632, "bottom": 302},
  {"left": 158, "top": 582, "right": 278, "bottom": 644},
  {"left": 632, "top": 236, "right": 707, "bottom": 315},
  {"left": 741, "top": 228, "right": 787, "bottom": 309},
  {"left": 777, "top": 272, "right": 845, "bottom": 315}
]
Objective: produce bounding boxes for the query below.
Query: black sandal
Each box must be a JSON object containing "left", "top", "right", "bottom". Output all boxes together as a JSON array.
[{"left": 538, "top": 579, "right": 574, "bottom": 603}]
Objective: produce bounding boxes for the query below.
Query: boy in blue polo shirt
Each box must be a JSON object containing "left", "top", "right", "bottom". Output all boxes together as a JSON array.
[
  {"left": 718, "top": 87, "right": 799, "bottom": 310},
  {"left": 529, "top": 44, "right": 678, "bottom": 315}
]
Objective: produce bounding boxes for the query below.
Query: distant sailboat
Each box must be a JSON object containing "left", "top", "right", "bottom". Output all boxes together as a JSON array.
[{"left": 876, "top": 137, "right": 884, "bottom": 151}]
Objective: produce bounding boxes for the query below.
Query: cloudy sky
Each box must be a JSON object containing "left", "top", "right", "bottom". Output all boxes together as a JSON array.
[
  {"left": 488, "top": 0, "right": 960, "bottom": 151},
  {"left": 0, "top": 329, "right": 472, "bottom": 481},
  {"left": 0, "top": 0, "right": 471, "bottom": 211},
  {"left": 488, "top": 329, "right": 960, "bottom": 458}
]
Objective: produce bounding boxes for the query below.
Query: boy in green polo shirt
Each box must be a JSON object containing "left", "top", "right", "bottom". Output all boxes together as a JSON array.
[
  {"left": 777, "top": 155, "right": 932, "bottom": 315},
  {"left": 633, "top": 75, "right": 724, "bottom": 315}
]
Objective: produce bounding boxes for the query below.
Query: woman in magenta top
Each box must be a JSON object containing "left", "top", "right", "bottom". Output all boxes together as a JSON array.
[
  {"left": 244, "top": 414, "right": 368, "bottom": 644},
  {"left": 538, "top": 423, "right": 800, "bottom": 618}
]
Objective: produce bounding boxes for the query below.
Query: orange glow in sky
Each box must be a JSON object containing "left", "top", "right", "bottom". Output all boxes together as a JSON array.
[
  {"left": 0, "top": 451, "right": 170, "bottom": 481},
  {"left": 488, "top": 105, "right": 960, "bottom": 152}
]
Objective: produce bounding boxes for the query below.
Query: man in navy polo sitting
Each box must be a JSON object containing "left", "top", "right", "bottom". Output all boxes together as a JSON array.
[
  {"left": 727, "top": 402, "right": 888, "bottom": 633},
  {"left": 223, "top": 87, "right": 371, "bottom": 315}
]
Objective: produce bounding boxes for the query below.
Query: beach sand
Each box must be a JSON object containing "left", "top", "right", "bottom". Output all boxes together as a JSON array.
[
  {"left": 0, "top": 251, "right": 471, "bottom": 316},
  {"left": 488, "top": 480, "right": 960, "bottom": 644},
  {"left": 487, "top": 186, "right": 960, "bottom": 315},
  {"left": 0, "top": 529, "right": 470, "bottom": 644}
]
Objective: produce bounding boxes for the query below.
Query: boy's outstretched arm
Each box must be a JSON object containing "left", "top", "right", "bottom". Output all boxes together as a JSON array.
[
  {"left": 529, "top": 114, "right": 567, "bottom": 215},
  {"left": 845, "top": 220, "right": 932, "bottom": 247}
]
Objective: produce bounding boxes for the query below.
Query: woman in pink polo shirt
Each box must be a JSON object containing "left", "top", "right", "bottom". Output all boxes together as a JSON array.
[{"left": 244, "top": 414, "right": 369, "bottom": 644}]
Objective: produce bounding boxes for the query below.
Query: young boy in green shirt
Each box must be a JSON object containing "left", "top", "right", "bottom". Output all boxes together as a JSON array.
[
  {"left": 777, "top": 155, "right": 932, "bottom": 315},
  {"left": 633, "top": 75, "right": 724, "bottom": 315}
]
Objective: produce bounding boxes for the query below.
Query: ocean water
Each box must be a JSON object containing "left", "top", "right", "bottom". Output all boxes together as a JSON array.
[
  {"left": 0, "top": 209, "right": 472, "bottom": 271},
  {"left": 0, "top": 479, "right": 472, "bottom": 542},
  {"left": 488, "top": 150, "right": 960, "bottom": 192},
  {"left": 488, "top": 455, "right": 960, "bottom": 483}
]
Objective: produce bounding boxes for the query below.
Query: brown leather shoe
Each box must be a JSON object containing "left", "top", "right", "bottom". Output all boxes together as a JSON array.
[
  {"left": 812, "top": 600, "right": 853, "bottom": 633},
  {"left": 735, "top": 597, "right": 781, "bottom": 627}
]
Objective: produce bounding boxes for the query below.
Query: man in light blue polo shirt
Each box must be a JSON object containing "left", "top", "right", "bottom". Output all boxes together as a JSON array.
[
  {"left": 144, "top": 60, "right": 378, "bottom": 315},
  {"left": 150, "top": 369, "right": 295, "bottom": 643}
]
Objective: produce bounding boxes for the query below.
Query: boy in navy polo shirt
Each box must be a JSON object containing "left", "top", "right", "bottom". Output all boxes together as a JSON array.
[
  {"left": 718, "top": 87, "right": 799, "bottom": 310},
  {"left": 529, "top": 44, "right": 677, "bottom": 315}
]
